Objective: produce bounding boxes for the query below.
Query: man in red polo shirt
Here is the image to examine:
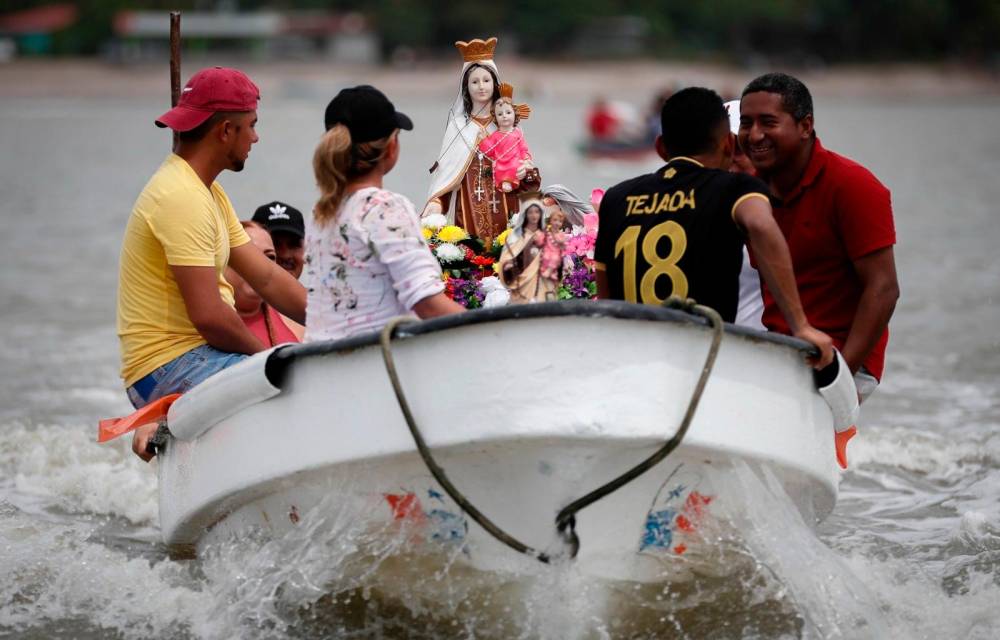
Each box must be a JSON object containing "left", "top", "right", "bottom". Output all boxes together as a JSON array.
[{"left": 739, "top": 73, "right": 900, "bottom": 402}]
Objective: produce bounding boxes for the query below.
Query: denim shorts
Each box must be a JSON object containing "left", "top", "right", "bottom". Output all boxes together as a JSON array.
[{"left": 126, "top": 344, "right": 248, "bottom": 409}]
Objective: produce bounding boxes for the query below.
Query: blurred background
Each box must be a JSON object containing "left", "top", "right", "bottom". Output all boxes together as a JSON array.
[{"left": 2, "top": 0, "right": 999, "bottom": 68}]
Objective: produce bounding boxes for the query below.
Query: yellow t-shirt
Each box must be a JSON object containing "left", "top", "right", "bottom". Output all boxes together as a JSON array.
[{"left": 117, "top": 154, "right": 250, "bottom": 385}]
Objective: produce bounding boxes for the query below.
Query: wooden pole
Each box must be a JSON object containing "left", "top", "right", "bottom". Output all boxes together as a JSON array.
[{"left": 169, "top": 12, "right": 181, "bottom": 150}]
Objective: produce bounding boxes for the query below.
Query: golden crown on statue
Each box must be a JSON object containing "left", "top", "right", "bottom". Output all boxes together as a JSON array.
[{"left": 455, "top": 37, "right": 498, "bottom": 62}]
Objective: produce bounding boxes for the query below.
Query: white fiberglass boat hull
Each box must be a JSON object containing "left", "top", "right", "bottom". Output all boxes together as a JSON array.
[{"left": 157, "top": 301, "right": 839, "bottom": 581}]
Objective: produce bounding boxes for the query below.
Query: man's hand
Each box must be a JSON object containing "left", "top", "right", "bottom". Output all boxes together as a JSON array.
[
  {"left": 794, "top": 325, "right": 835, "bottom": 370},
  {"left": 131, "top": 422, "right": 159, "bottom": 462}
]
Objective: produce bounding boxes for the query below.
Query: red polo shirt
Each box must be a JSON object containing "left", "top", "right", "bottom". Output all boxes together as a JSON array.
[{"left": 759, "top": 137, "right": 896, "bottom": 380}]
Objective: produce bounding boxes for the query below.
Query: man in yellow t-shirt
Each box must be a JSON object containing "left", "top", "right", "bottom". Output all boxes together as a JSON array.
[{"left": 117, "top": 67, "right": 306, "bottom": 460}]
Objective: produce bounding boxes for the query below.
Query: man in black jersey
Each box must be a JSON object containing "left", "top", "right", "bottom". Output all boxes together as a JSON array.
[{"left": 594, "top": 87, "right": 833, "bottom": 368}]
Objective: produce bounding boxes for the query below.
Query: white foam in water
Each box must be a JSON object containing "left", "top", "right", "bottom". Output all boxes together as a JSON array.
[
  {"left": 0, "top": 421, "right": 158, "bottom": 526},
  {"left": 0, "top": 504, "right": 210, "bottom": 638},
  {"left": 712, "top": 462, "right": 893, "bottom": 639}
]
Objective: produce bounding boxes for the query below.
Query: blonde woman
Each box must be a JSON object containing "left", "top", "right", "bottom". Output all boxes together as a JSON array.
[{"left": 306, "top": 86, "right": 464, "bottom": 342}]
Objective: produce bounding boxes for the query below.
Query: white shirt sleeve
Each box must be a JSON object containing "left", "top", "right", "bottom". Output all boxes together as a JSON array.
[{"left": 365, "top": 192, "right": 444, "bottom": 310}]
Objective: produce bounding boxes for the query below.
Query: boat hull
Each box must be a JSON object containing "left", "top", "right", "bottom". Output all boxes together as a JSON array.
[{"left": 157, "top": 301, "right": 838, "bottom": 581}]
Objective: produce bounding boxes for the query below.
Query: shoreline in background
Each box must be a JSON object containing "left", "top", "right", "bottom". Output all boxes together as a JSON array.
[{"left": 1, "top": 58, "right": 998, "bottom": 100}]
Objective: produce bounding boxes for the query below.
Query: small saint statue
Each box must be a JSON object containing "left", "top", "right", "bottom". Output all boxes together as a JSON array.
[
  {"left": 478, "top": 84, "right": 533, "bottom": 193},
  {"left": 538, "top": 209, "right": 569, "bottom": 299}
]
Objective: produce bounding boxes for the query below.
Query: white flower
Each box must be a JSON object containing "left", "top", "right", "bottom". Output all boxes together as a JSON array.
[
  {"left": 484, "top": 288, "right": 510, "bottom": 308},
  {"left": 479, "top": 276, "right": 505, "bottom": 293},
  {"left": 421, "top": 213, "right": 448, "bottom": 230},
  {"left": 571, "top": 224, "right": 586, "bottom": 237},
  {"left": 434, "top": 242, "right": 464, "bottom": 263}
]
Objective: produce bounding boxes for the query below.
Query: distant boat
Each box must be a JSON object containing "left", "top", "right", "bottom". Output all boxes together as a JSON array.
[
  {"left": 576, "top": 137, "right": 656, "bottom": 161},
  {"left": 157, "top": 300, "right": 841, "bottom": 582}
]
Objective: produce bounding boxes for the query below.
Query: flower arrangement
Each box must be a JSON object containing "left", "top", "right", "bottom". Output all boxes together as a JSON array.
[
  {"left": 423, "top": 196, "right": 601, "bottom": 307},
  {"left": 558, "top": 255, "right": 597, "bottom": 300}
]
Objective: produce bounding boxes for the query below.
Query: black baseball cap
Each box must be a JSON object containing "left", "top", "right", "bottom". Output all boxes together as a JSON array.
[
  {"left": 252, "top": 201, "right": 304, "bottom": 239},
  {"left": 323, "top": 85, "right": 413, "bottom": 141}
]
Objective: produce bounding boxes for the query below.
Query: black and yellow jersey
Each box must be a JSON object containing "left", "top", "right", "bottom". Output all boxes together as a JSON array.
[{"left": 594, "top": 157, "right": 769, "bottom": 322}]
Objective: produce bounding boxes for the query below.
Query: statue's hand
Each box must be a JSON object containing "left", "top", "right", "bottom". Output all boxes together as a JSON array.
[
  {"left": 516, "top": 158, "right": 533, "bottom": 181},
  {"left": 422, "top": 200, "right": 443, "bottom": 217}
]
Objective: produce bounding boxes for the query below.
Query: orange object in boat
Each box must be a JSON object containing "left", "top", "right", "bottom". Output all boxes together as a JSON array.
[
  {"left": 97, "top": 393, "right": 182, "bottom": 443},
  {"left": 835, "top": 425, "right": 857, "bottom": 469}
]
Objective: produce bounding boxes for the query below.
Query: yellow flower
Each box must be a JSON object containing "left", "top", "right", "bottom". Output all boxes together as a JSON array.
[
  {"left": 492, "top": 262, "right": 500, "bottom": 274},
  {"left": 421, "top": 227, "right": 433, "bottom": 241},
  {"left": 495, "top": 228, "right": 511, "bottom": 247},
  {"left": 437, "top": 225, "right": 469, "bottom": 243}
]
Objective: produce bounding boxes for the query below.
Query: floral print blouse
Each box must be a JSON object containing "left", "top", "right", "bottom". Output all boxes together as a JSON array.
[{"left": 304, "top": 187, "right": 444, "bottom": 341}]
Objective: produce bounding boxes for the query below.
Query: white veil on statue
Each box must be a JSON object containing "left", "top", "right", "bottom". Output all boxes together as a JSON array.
[
  {"left": 423, "top": 38, "right": 500, "bottom": 219},
  {"left": 506, "top": 197, "right": 545, "bottom": 246},
  {"left": 541, "top": 184, "right": 594, "bottom": 228}
]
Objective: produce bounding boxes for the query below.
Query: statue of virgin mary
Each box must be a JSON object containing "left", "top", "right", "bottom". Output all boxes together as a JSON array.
[{"left": 421, "top": 37, "right": 540, "bottom": 245}]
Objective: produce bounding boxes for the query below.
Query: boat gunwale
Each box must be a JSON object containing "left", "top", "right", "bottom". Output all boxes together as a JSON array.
[{"left": 266, "top": 299, "right": 815, "bottom": 385}]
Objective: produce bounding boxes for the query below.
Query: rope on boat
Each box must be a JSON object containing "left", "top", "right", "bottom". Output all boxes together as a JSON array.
[
  {"left": 380, "top": 316, "right": 557, "bottom": 563},
  {"left": 378, "top": 296, "right": 723, "bottom": 565},
  {"left": 552, "top": 297, "right": 724, "bottom": 554}
]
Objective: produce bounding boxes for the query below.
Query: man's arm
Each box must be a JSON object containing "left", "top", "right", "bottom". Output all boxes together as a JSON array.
[
  {"left": 228, "top": 242, "right": 307, "bottom": 325},
  {"left": 841, "top": 246, "right": 899, "bottom": 373},
  {"left": 171, "top": 264, "right": 266, "bottom": 354},
  {"left": 735, "top": 196, "right": 834, "bottom": 368}
]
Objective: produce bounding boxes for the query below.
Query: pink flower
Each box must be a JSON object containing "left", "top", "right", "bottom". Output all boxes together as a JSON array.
[{"left": 590, "top": 188, "right": 605, "bottom": 211}]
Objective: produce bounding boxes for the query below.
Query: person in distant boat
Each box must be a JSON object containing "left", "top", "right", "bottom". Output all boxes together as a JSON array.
[
  {"left": 251, "top": 200, "right": 306, "bottom": 279},
  {"left": 594, "top": 87, "right": 834, "bottom": 369},
  {"left": 306, "top": 85, "right": 464, "bottom": 342},
  {"left": 117, "top": 67, "right": 306, "bottom": 461},
  {"left": 739, "top": 73, "right": 898, "bottom": 399},
  {"left": 226, "top": 221, "right": 304, "bottom": 345},
  {"left": 587, "top": 96, "right": 620, "bottom": 141}
]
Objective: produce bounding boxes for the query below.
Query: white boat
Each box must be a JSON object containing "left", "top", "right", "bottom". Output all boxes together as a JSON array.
[{"left": 156, "top": 300, "right": 843, "bottom": 582}]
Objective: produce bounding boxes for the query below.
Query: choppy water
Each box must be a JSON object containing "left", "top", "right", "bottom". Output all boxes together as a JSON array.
[{"left": 1, "top": 74, "right": 999, "bottom": 639}]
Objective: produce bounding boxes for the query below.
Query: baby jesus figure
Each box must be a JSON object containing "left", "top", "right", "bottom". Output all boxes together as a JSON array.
[
  {"left": 478, "top": 91, "right": 532, "bottom": 193},
  {"left": 538, "top": 209, "right": 568, "bottom": 285}
]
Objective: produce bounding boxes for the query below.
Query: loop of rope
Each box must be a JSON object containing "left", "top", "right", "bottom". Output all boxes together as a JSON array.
[
  {"left": 553, "top": 297, "right": 724, "bottom": 547},
  {"left": 380, "top": 316, "right": 554, "bottom": 563},
  {"left": 378, "top": 297, "right": 723, "bottom": 565}
]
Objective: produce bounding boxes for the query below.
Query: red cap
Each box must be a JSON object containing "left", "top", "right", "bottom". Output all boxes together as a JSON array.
[{"left": 155, "top": 67, "right": 260, "bottom": 132}]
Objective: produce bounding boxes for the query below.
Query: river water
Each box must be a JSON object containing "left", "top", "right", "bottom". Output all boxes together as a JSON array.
[{"left": 1, "top": 69, "right": 999, "bottom": 639}]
